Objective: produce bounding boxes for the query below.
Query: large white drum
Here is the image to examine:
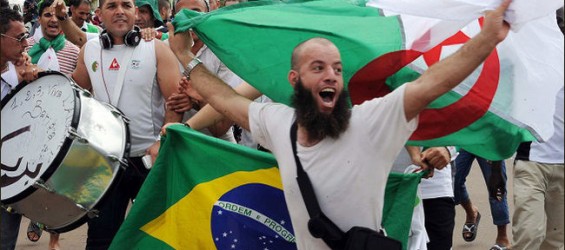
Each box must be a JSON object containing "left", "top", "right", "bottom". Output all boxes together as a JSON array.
[{"left": 1, "top": 72, "right": 130, "bottom": 233}]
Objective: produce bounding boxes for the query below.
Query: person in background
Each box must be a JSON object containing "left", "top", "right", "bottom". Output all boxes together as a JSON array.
[
  {"left": 512, "top": 87, "right": 564, "bottom": 250},
  {"left": 69, "top": 0, "right": 102, "bottom": 35},
  {"left": 23, "top": 0, "right": 40, "bottom": 35},
  {"left": 453, "top": 150, "right": 511, "bottom": 250},
  {"left": 158, "top": 0, "right": 171, "bottom": 24}
]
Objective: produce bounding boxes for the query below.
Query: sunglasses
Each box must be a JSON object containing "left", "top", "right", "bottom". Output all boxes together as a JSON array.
[{"left": 1, "top": 32, "right": 30, "bottom": 44}]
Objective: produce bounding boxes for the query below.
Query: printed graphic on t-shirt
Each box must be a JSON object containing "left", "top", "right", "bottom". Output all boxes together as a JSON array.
[
  {"left": 92, "top": 61, "right": 98, "bottom": 72},
  {"left": 131, "top": 60, "right": 140, "bottom": 69},
  {"left": 109, "top": 58, "right": 120, "bottom": 71}
]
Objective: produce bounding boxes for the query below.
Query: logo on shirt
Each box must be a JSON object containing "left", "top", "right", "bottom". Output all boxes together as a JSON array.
[
  {"left": 131, "top": 60, "right": 141, "bottom": 69},
  {"left": 109, "top": 58, "right": 120, "bottom": 71},
  {"left": 91, "top": 61, "right": 98, "bottom": 72}
]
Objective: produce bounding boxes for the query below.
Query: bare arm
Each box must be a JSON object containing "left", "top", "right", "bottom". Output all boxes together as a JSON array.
[
  {"left": 403, "top": 0, "right": 511, "bottom": 121},
  {"left": 187, "top": 81, "right": 261, "bottom": 130},
  {"left": 52, "top": 0, "right": 88, "bottom": 47},
  {"left": 145, "top": 40, "right": 184, "bottom": 162},
  {"left": 71, "top": 46, "right": 92, "bottom": 91},
  {"left": 168, "top": 23, "right": 253, "bottom": 131},
  {"left": 155, "top": 39, "right": 183, "bottom": 123},
  {"left": 405, "top": 145, "right": 422, "bottom": 164}
]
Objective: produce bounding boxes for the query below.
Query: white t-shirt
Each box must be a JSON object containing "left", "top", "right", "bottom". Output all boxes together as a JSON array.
[
  {"left": 249, "top": 85, "right": 417, "bottom": 249},
  {"left": 195, "top": 45, "right": 243, "bottom": 88},
  {"left": 529, "top": 87, "right": 564, "bottom": 164}
]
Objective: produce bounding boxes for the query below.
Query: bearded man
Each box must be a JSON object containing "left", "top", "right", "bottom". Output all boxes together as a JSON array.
[{"left": 166, "top": 0, "right": 512, "bottom": 248}]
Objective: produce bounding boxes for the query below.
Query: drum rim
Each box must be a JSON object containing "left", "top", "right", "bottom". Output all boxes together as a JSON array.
[{"left": 1, "top": 71, "right": 82, "bottom": 204}]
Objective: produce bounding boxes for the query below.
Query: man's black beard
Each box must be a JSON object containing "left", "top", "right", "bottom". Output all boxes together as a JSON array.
[{"left": 292, "top": 80, "right": 351, "bottom": 142}]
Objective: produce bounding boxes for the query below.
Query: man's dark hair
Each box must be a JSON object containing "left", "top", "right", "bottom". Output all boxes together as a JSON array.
[
  {"left": 38, "top": 0, "right": 55, "bottom": 16},
  {"left": 23, "top": 0, "right": 38, "bottom": 23},
  {"left": 0, "top": 0, "right": 9, "bottom": 9},
  {"left": 0, "top": 6, "right": 24, "bottom": 34}
]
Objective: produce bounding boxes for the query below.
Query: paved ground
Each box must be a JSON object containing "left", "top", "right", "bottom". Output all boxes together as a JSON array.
[{"left": 14, "top": 159, "right": 516, "bottom": 249}]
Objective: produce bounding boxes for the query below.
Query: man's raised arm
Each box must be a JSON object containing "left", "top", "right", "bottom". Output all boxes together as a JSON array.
[
  {"left": 52, "top": 0, "right": 89, "bottom": 47},
  {"left": 167, "top": 23, "right": 253, "bottom": 131},
  {"left": 403, "top": 0, "right": 511, "bottom": 121}
]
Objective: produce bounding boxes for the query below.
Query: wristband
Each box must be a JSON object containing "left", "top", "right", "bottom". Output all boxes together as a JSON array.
[
  {"left": 182, "top": 58, "right": 202, "bottom": 79},
  {"left": 56, "top": 14, "right": 68, "bottom": 21}
]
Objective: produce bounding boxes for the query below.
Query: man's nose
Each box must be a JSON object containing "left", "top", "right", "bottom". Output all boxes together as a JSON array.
[
  {"left": 21, "top": 39, "right": 29, "bottom": 48},
  {"left": 115, "top": 5, "right": 125, "bottom": 14},
  {"left": 323, "top": 67, "right": 338, "bottom": 83}
]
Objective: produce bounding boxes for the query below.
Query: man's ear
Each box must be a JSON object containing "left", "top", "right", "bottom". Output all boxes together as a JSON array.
[{"left": 288, "top": 70, "right": 298, "bottom": 87}]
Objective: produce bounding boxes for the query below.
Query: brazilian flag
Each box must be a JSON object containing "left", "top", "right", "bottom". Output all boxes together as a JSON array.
[{"left": 109, "top": 125, "right": 422, "bottom": 249}]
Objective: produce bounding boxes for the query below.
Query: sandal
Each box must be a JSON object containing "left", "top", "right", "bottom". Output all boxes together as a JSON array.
[
  {"left": 26, "top": 221, "right": 43, "bottom": 242},
  {"left": 489, "top": 244, "right": 510, "bottom": 250},
  {"left": 462, "top": 211, "right": 481, "bottom": 242}
]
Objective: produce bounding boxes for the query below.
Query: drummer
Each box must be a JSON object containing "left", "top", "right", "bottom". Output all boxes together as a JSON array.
[
  {"left": 64, "top": 0, "right": 183, "bottom": 247},
  {"left": 1, "top": 4, "right": 42, "bottom": 250}
]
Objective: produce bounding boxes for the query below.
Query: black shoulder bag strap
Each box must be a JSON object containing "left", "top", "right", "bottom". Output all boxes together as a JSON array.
[{"left": 290, "top": 121, "right": 346, "bottom": 249}]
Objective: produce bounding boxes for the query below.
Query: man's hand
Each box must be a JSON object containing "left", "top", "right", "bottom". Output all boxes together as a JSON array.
[
  {"left": 15, "top": 52, "right": 31, "bottom": 67},
  {"left": 166, "top": 92, "right": 192, "bottom": 113},
  {"left": 51, "top": 0, "right": 68, "bottom": 19},
  {"left": 16, "top": 63, "right": 41, "bottom": 82},
  {"left": 160, "top": 122, "right": 182, "bottom": 136},
  {"left": 141, "top": 28, "right": 158, "bottom": 41},
  {"left": 145, "top": 141, "right": 161, "bottom": 164},
  {"left": 421, "top": 147, "right": 450, "bottom": 170},
  {"left": 479, "top": 0, "right": 511, "bottom": 45},
  {"left": 406, "top": 146, "right": 434, "bottom": 178},
  {"left": 166, "top": 23, "right": 194, "bottom": 60}
]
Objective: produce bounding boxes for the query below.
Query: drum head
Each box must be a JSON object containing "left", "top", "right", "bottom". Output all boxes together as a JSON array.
[{"left": 1, "top": 72, "right": 78, "bottom": 202}]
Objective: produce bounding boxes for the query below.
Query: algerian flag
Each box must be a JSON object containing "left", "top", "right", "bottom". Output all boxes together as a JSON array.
[
  {"left": 109, "top": 125, "right": 423, "bottom": 249},
  {"left": 172, "top": 0, "right": 563, "bottom": 160},
  {"left": 364, "top": 0, "right": 564, "bottom": 159}
]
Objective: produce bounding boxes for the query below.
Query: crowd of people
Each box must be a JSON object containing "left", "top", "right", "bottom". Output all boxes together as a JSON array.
[{"left": 1, "top": 0, "right": 563, "bottom": 249}]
